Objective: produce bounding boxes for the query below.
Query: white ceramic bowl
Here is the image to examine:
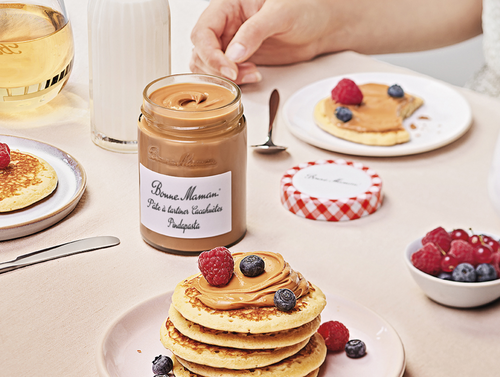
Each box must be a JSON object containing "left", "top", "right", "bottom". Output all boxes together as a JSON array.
[{"left": 405, "top": 237, "right": 500, "bottom": 308}]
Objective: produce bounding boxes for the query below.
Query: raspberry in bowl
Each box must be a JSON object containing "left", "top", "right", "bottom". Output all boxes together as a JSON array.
[{"left": 404, "top": 227, "right": 500, "bottom": 308}]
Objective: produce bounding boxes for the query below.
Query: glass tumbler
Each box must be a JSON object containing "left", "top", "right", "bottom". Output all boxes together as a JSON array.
[
  {"left": 88, "top": 0, "right": 171, "bottom": 153},
  {"left": 0, "top": 0, "right": 74, "bottom": 112}
]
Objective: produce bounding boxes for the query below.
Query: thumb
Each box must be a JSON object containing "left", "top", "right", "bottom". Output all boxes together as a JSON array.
[{"left": 224, "top": 7, "right": 284, "bottom": 63}]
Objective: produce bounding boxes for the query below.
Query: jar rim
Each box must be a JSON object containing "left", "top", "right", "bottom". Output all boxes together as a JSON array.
[{"left": 143, "top": 73, "right": 241, "bottom": 114}]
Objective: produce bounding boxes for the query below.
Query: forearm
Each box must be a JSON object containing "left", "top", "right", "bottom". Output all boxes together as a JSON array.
[
  {"left": 321, "top": 0, "right": 483, "bottom": 55},
  {"left": 189, "top": 0, "right": 484, "bottom": 83}
]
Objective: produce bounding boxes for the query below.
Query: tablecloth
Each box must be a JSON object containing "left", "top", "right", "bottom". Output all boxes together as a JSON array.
[{"left": 1, "top": 1, "right": 500, "bottom": 376}]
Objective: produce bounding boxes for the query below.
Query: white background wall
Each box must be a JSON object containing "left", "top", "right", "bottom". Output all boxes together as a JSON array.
[{"left": 373, "top": 35, "right": 485, "bottom": 87}]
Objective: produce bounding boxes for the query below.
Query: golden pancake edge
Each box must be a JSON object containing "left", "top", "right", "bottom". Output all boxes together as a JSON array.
[
  {"left": 171, "top": 275, "right": 327, "bottom": 334},
  {"left": 0, "top": 150, "right": 58, "bottom": 212},
  {"left": 161, "top": 316, "right": 310, "bottom": 369},
  {"left": 172, "top": 332, "right": 326, "bottom": 377},
  {"left": 167, "top": 305, "right": 321, "bottom": 349}
]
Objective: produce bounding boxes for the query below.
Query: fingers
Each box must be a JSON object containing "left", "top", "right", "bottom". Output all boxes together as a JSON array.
[
  {"left": 190, "top": 0, "right": 278, "bottom": 84},
  {"left": 235, "top": 62, "right": 262, "bottom": 84},
  {"left": 190, "top": 2, "right": 240, "bottom": 80},
  {"left": 191, "top": 34, "right": 239, "bottom": 81},
  {"left": 190, "top": 50, "right": 262, "bottom": 85},
  {"left": 225, "top": 3, "right": 286, "bottom": 64},
  {"left": 190, "top": 45, "right": 238, "bottom": 81}
]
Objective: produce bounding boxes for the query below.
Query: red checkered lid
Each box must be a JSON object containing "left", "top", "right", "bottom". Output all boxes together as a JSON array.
[{"left": 280, "top": 159, "right": 382, "bottom": 221}]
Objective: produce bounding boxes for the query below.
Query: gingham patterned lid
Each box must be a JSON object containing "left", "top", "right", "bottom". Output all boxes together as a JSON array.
[{"left": 280, "top": 159, "right": 383, "bottom": 221}]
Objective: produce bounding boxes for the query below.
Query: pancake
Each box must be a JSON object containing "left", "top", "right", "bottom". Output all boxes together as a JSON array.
[
  {"left": 0, "top": 150, "right": 58, "bottom": 212},
  {"left": 173, "top": 360, "right": 319, "bottom": 377},
  {"left": 168, "top": 305, "right": 321, "bottom": 349},
  {"left": 314, "top": 83, "right": 424, "bottom": 146},
  {"left": 161, "top": 317, "right": 309, "bottom": 369},
  {"left": 171, "top": 276, "right": 326, "bottom": 334},
  {"left": 173, "top": 332, "right": 326, "bottom": 377}
]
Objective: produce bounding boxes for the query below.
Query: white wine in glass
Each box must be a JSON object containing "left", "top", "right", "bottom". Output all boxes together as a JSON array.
[{"left": 0, "top": 1, "right": 74, "bottom": 112}]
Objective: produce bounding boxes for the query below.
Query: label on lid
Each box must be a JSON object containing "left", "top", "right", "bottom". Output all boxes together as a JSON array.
[{"left": 280, "top": 159, "right": 383, "bottom": 221}]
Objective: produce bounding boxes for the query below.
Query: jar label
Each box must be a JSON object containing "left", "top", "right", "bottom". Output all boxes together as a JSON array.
[{"left": 140, "top": 164, "right": 232, "bottom": 239}]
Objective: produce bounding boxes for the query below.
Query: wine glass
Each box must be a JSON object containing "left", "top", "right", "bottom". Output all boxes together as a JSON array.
[{"left": 0, "top": 0, "right": 74, "bottom": 112}]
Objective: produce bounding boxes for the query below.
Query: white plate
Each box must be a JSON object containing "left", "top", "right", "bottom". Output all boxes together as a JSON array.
[
  {"left": 0, "top": 135, "right": 86, "bottom": 241},
  {"left": 405, "top": 230, "right": 500, "bottom": 308},
  {"left": 96, "top": 291, "right": 405, "bottom": 377},
  {"left": 283, "top": 72, "right": 472, "bottom": 157}
]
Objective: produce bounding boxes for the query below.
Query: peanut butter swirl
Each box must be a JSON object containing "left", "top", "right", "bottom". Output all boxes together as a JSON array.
[
  {"left": 191, "top": 251, "right": 310, "bottom": 310},
  {"left": 149, "top": 83, "right": 235, "bottom": 111}
]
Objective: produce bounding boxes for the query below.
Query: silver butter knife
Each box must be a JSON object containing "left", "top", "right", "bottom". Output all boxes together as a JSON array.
[{"left": 0, "top": 236, "right": 120, "bottom": 274}]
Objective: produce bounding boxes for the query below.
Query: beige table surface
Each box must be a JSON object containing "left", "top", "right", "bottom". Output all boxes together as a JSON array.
[{"left": 2, "top": 1, "right": 500, "bottom": 376}]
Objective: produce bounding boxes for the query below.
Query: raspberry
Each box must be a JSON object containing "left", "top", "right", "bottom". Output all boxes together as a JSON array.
[
  {"left": 411, "top": 243, "right": 442, "bottom": 276},
  {"left": 0, "top": 142, "right": 10, "bottom": 169},
  {"left": 421, "top": 226, "right": 451, "bottom": 252},
  {"left": 198, "top": 246, "right": 234, "bottom": 286},
  {"left": 331, "top": 78, "right": 363, "bottom": 105},
  {"left": 318, "top": 320, "right": 350, "bottom": 352},
  {"left": 448, "top": 240, "right": 475, "bottom": 265}
]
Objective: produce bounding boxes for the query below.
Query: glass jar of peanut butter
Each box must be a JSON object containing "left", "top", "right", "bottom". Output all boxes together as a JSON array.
[{"left": 138, "top": 74, "right": 246, "bottom": 254}]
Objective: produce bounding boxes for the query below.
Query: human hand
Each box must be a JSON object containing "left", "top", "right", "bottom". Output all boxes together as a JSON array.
[
  {"left": 190, "top": 0, "right": 482, "bottom": 85},
  {"left": 189, "top": 0, "right": 335, "bottom": 84}
]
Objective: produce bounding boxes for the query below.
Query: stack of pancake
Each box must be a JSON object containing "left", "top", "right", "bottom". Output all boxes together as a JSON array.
[{"left": 160, "top": 251, "right": 327, "bottom": 377}]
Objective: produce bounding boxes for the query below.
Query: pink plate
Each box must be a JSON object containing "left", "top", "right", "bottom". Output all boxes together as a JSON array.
[{"left": 96, "top": 291, "right": 405, "bottom": 377}]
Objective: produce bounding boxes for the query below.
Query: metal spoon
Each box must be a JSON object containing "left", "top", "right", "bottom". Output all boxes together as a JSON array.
[{"left": 251, "top": 89, "right": 287, "bottom": 154}]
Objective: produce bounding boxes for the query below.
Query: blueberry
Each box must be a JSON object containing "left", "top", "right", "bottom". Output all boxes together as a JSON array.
[
  {"left": 335, "top": 106, "right": 353, "bottom": 122},
  {"left": 274, "top": 288, "right": 296, "bottom": 311},
  {"left": 451, "top": 263, "right": 477, "bottom": 282},
  {"left": 345, "top": 339, "right": 367, "bottom": 358},
  {"left": 240, "top": 255, "right": 265, "bottom": 277},
  {"left": 152, "top": 355, "right": 173, "bottom": 375},
  {"left": 388, "top": 84, "right": 405, "bottom": 98},
  {"left": 476, "top": 263, "right": 498, "bottom": 282},
  {"left": 437, "top": 272, "right": 453, "bottom": 281}
]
